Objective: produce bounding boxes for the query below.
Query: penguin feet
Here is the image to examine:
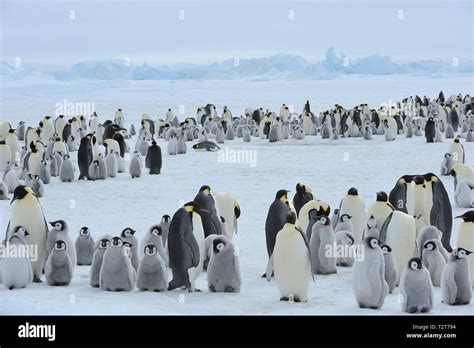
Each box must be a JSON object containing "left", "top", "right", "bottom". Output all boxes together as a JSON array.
[
  {"left": 280, "top": 296, "right": 289, "bottom": 301},
  {"left": 224, "top": 286, "right": 235, "bottom": 293},
  {"left": 407, "top": 306, "right": 418, "bottom": 313},
  {"left": 359, "top": 303, "right": 366, "bottom": 309},
  {"left": 420, "top": 307, "right": 431, "bottom": 313},
  {"left": 115, "top": 288, "right": 124, "bottom": 292},
  {"left": 153, "top": 289, "right": 162, "bottom": 292},
  {"left": 33, "top": 276, "right": 42, "bottom": 283},
  {"left": 9, "top": 286, "right": 14, "bottom": 290},
  {"left": 209, "top": 286, "right": 216, "bottom": 292}
]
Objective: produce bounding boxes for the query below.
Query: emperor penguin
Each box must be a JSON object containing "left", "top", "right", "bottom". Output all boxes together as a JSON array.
[
  {"left": 207, "top": 235, "right": 242, "bottom": 293},
  {"left": 416, "top": 225, "right": 443, "bottom": 257},
  {"left": 59, "top": 154, "right": 75, "bottom": 182},
  {"left": 379, "top": 210, "right": 416, "bottom": 283},
  {"left": 45, "top": 240, "right": 74, "bottom": 286},
  {"left": 448, "top": 138, "right": 464, "bottom": 165},
  {"left": 334, "top": 214, "right": 353, "bottom": 234},
  {"left": 423, "top": 173, "right": 453, "bottom": 251},
  {"left": 105, "top": 149, "right": 118, "bottom": 178},
  {"left": 145, "top": 140, "right": 162, "bottom": 174},
  {"left": 46, "top": 220, "right": 76, "bottom": 267},
  {"left": 298, "top": 199, "right": 331, "bottom": 239},
  {"left": 292, "top": 183, "right": 314, "bottom": 217},
  {"left": 168, "top": 201, "right": 205, "bottom": 292},
  {"left": 214, "top": 192, "right": 241, "bottom": 239},
  {"left": 338, "top": 188, "right": 366, "bottom": 244},
  {"left": 335, "top": 230, "right": 356, "bottom": 267},
  {"left": 367, "top": 191, "right": 394, "bottom": 231},
  {"left": 159, "top": 214, "right": 171, "bottom": 247},
  {"left": 129, "top": 151, "right": 142, "bottom": 178},
  {"left": 99, "top": 237, "right": 136, "bottom": 291},
  {"left": 6, "top": 185, "right": 48, "bottom": 282},
  {"left": 399, "top": 257, "right": 434, "bottom": 313},
  {"left": 264, "top": 190, "right": 291, "bottom": 272},
  {"left": 78, "top": 134, "right": 93, "bottom": 180},
  {"left": 266, "top": 212, "right": 312, "bottom": 302},
  {"left": 424, "top": 117, "right": 436, "bottom": 143},
  {"left": 310, "top": 216, "right": 337, "bottom": 275},
  {"left": 137, "top": 244, "right": 168, "bottom": 292},
  {"left": 2, "top": 226, "right": 33, "bottom": 289},
  {"left": 5, "top": 129, "right": 20, "bottom": 165},
  {"left": 441, "top": 248, "right": 472, "bottom": 305},
  {"left": 194, "top": 185, "right": 222, "bottom": 236},
  {"left": 440, "top": 153, "right": 454, "bottom": 176},
  {"left": 380, "top": 243, "right": 398, "bottom": 293},
  {"left": 451, "top": 163, "right": 474, "bottom": 189},
  {"left": 38, "top": 160, "right": 51, "bottom": 184},
  {"left": 120, "top": 227, "right": 139, "bottom": 271},
  {"left": 389, "top": 175, "right": 415, "bottom": 215},
  {"left": 140, "top": 225, "right": 168, "bottom": 266},
  {"left": 75, "top": 227, "right": 95, "bottom": 266},
  {"left": 352, "top": 237, "right": 388, "bottom": 309},
  {"left": 455, "top": 211, "right": 474, "bottom": 288},
  {"left": 4, "top": 164, "right": 18, "bottom": 193},
  {"left": 90, "top": 238, "right": 110, "bottom": 287},
  {"left": 422, "top": 240, "right": 446, "bottom": 287}
]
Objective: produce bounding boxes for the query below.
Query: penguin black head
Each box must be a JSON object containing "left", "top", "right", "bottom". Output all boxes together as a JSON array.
[
  {"left": 79, "top": 227, "right": 90, "bottom": 236},
  {"left": 123, "top": 241, "right": 133, "bottom": 248},
  {"left": 317, "top": 215, "right": 330, "bottom": 226},
  {"left": 455, "top": 211, "right": 474, "bottom": 222},
  {"left": 151, "top": 225, "right": 162, "bottom": 236},
  {"left": 376, "top": 191, "right": 388, "bottom": 202},
  {"left": 275, "top": 189, "right": 289, "bottom": 202},
  {"left": 110, "top": 236, "right": 122, "bottom": 247},
  {"left": 423, "top": 240, "right": 437, "bottom": 251},
  {"left": 454, "top": 138, "right": 460, "bottom": 144},
  {"left": 408, "top": 257, "right": 423, "bottom": 270},
  {"left": 213, "top": 236, "right": 227, "bottom": 254},
  {"left": 99, "top": 239, "right": 110, "bottom": 249},
  {"left": 444, "top": 153, "right": 451, "bottom": 158},
  {"left": 162, "top": 215, "right": 171, "bottom": 223},
  {"left": 199, "top": 185, "right": 211, "bottom": 194},
  {"left": 151, "top": 140, "right": 157, "bottom": 145},
  {"left": 347, "top": 187, "right": 358, "bottom": 196},
  {"left": 144, "top": 244, "right": 157, "bottom": 256},
  {"left": 423, "top": 173, "right": 437, "bottom": 182},
  {"left": 413, "top": 176, "right": 425, "bottom": 186},
  {"left": 13, "top": 226, "right": 29, "bottom": 237},
  {"left": 234, "top": 203, "right": 241, "bottom": 219},
  {"left": 380, "top": 243, "right": 392, "bottom": 254},
  {"left": 11, "top": 185, "right": 32, "bottom": 204},
  {"left": 54, "top": 240, "right": 66, "bottom": 251},
  {"left": 285, "top": 211, "right": 297, "bottom": 225},
  {"left": 168, "top": 108, "right": 171, "bottom": 112},
  {"left": 184, "top": 201, "right": 200, "bottom": 213},
  {"left": 364, "top": 237, "right": 379, "bottom": 249},
  {"left": 121, "top": 228, "right": 136, "bottom": 238},
  {"left": 453, "top": 247, "right": 472, "bottom": 259},
  {"left": 50, "top": 220, "right": 66, "bottom": 231},
  {"left": 340, "top": 214, "right": 352, "bottom": 222}
]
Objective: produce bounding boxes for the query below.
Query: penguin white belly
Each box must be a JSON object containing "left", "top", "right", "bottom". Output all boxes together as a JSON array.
[
  {"left": 90, "top": 118, "right": 99, "bottom": 134},
  {"left": 215, "top": 193, "right": 236, "bottom": 239},
  {"left": 0, "top": 146, "right": 12, "bottom": 171},
  {"left": 457, "top": 224, "right": 474, "bottom": 288},
  {"left": 387, "top": 118, "right": 398, "bottom": 136},
  {"left": 5, "top": 136, "right": 19, "bottom": 164},
  {"left": 187, "top": 212, "right": 205, "bottom": 286},
  {"left": 384, "top": 211, "right": 416, "bottom": 282},
  {"left": 274, "top": 234, "right": 310, "bottom": 301},
  {"left": 52, "top": 141, "right": 68, "bottom": 155},
  {"left": 302, "top": 117, "right": 313, "bottom": 135},
  {"left": 423, "top": 185, "right": 434, "bottom": 225},
  {"left": 367, "top": 203, "right": 392, "bottom": 231},
  {"left": 28, "top": 154, "right": 41, "bottom": 176},
  {"left": 2, "top": 256, "right": 32, "bottom": 288},
  {"left": 414, "top": 186, "right": 428, "bottom": 225},
  {"left": 449, "top": 143, "right": 464, "bottom": 164},
  {"left": 92, "top": 142, "right": 101, "bottom": 160},
  {"left": 406, "top": 184, "right": 416, "bottom": 216},
  {"left": 42, "top": 123, "right": 54, "bottom": 142},
  {"left": 9, "top": 199, "right": 46, "bottom": 277},
  {"left": 340, "top": 198, "right": 366, "bottom": 243},
  {"left": 55, "top": 121, "right": 65, "bottom": 138}
]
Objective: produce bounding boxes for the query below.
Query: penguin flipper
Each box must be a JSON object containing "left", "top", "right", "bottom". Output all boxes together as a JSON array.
[
  {"left": 378, "top": 212, "right": 393, "bottom": 243},
  {"left": 3, "top": 221, "right": 10, "bottom": 245},
  {"left": 233, "top": 251, "right": 242, "bottom": 285},
  {"left": 265, "top": 254, "right": 274, "bottom": 281},
  {"left": 431, "top": 180, "right": 453, "bottom": 251},
  {"left": 183, "top": 227, "right": 200, "bottom": 268},
  {"left": 295, "top": 226, "right": 314, "bottom": 282}
]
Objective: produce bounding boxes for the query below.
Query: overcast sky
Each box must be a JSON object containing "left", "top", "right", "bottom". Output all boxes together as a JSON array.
[{"left": 1, "top": 0, "right": 472, "bottom": 69}]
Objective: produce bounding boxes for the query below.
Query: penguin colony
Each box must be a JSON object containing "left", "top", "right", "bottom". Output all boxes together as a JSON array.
[{"left": 0, "top": 91, "right": 473, "bottom": 313}]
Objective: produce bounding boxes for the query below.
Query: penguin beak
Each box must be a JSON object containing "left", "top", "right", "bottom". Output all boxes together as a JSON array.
[{"left": 49, "top": 221, "right": 55, "bottom": 227}]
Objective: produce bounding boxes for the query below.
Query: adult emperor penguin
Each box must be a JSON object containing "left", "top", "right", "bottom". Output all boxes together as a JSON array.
[
  {"left": 45, "top": 240, "right": 74, "bottom": 286},
  {"left": 75, "top": 227, "right": 95, "bottom": 266},
  {"left": 380, "top": 243, "right": 397, "bottom": 293},
  {"left": 6, "top": 185, "right": 48, "bottom": 282},
  {"left": 194, "top": 185, "right": 222, "bottom": 235},
  {"left": 266, "top": 212, "right": 312, "bottom": 302},
  {"left": 424, "top": 173, "right": 453, "bottom": 251},
  {"left": 352, "top": 237, "right": 388, "bottom": 309},
  {"left": 367, "top": 191, "right": 394, "bottom": 231},
  {"left": 5, "top": 129, "right": 19, "bottom": 165},
  {"left": 207, "top": 235, "right": 242, "bottom": 293},
  {"left": 145, "top": 140, "right": 162, "bottom": 174},
  {"left": 455, "top": 211, "right": 474, "bottom": 288},
  {"left": 338, "top": 188, "right": 366, "bottom": 244},
  {"left": 78, "top": 134, "right": 93, "bottom": 180},
  {"left": 214, "top": 192, "right": 240, "bottom": 239},
  {"left": 379, "top": 210, "right": 416, "bottom": 283},
  {"left": 39, "top": 116, "right": 54, "bottom": 143},
  {"left": 121, "top": 227, "right": 139, "bottom": 271},
  {"left": 422, "top": 240, "right": 446, "bottom": 287},
  {"left": 99, "top": 237, "right": 136, "bottom": 292},
  {"left": 448, "top": 138, "right": 465, "bottom": 165},
  {"left": 137, "top": 244, "right": 168, "bottom": 292},
  {"left": 168, "top": 201, "right": 205, "bottom": 292},
  {"left": 454, "top": 178, "right": 474, "bottom": 207},
  {"left": 293, "top": 182, "right": 314, "bottom": 217},
  {"left": 90, "top": 238, "right": 109, "bottom": 287},
  {"left": 389, "top": 175, "right": 415, "bottom": 215},
  {"left": 441, "top": 248, "right": 472, "bottom": 305},
  {"left": 2, "top": 226, "right": 33, "bottom": 290},
  {"left": 424, "top": 117, "right": 436, "bottom": 143},
  {"left": 399, "top": 257, "right": 434, "bottom": 313},
  {"left": 264, "top": 189, "right": 291, "bottom": 273},
  {"left": 298, "top": 199, "right": 331, "bottom": 239}
]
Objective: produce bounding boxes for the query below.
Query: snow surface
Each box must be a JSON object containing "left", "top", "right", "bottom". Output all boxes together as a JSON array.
[{"left": 0, "top": 75, "right": 473, "bottom": 315}]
